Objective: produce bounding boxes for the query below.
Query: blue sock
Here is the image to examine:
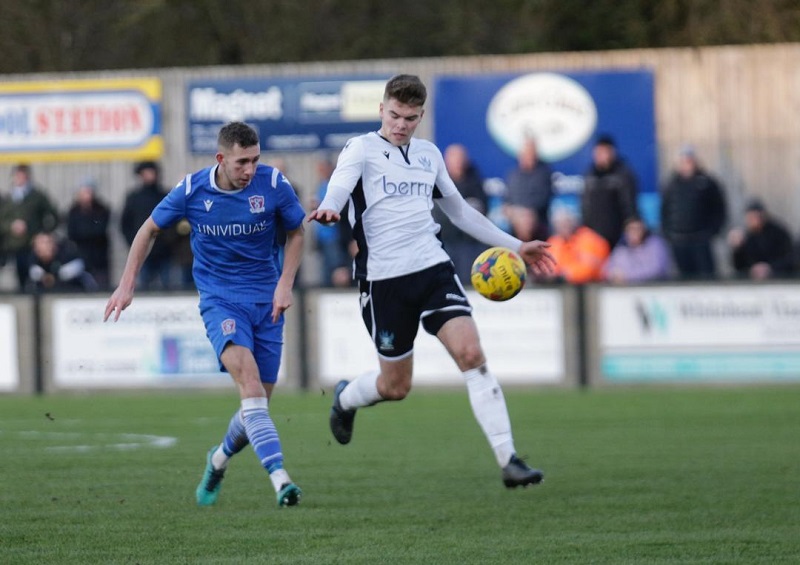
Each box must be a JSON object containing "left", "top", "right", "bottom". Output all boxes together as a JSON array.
[
  {"left": 240, "top": 397, "right": 284, "bottom": 473},
  {"left": 222, "top": 409, "right": 249, "bottom": 457}
]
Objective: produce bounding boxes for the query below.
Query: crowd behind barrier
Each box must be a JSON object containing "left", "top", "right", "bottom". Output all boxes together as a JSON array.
[{"left": 2, "top": 134, "right": 800, "bottom": 295}]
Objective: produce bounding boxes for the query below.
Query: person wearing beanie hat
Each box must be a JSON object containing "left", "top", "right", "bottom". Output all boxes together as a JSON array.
[
  {"left": 66, "top": 177, "right": 111, "bottom": 289},
  {"left": 660, "top": 145, "right": 727, "bottom": 279}
]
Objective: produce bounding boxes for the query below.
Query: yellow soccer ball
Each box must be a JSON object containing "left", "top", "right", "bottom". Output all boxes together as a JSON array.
[{"left": 470, "top": 247, "right": 527, "bottom": 301}]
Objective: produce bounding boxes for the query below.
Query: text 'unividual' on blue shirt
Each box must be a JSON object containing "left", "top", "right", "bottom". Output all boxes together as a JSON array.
[{"left": 151, "top": 163, "right": 305, "bottom": 303}]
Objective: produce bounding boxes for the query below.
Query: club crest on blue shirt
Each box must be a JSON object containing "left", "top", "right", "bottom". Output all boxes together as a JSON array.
[
  {"left": 221, "top": 318, "right": 236, "bottom": 336},
  {"left": 248, "top": 195, "right": 265, "bottom": 214}
]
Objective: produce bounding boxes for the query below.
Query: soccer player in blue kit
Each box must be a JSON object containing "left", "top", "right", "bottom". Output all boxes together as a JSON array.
[
  {"left": 308, "top": 75, "right": 557, "bottom": 488},
  {"left": 105, "top": 122, "right": 306, "bottom": 507}
]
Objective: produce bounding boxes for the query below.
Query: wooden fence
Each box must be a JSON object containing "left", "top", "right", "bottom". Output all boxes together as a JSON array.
[{"left": 1, "top": 43, "right": 798, "bottom": 284}]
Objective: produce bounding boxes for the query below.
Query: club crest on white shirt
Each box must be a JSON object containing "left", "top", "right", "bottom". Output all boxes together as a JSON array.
[
  {"left": 248, "top": 195, "right": 265, "bottom": 214},
  {"left": 418, "top": 156, "right": 432, "bottom": 172}
]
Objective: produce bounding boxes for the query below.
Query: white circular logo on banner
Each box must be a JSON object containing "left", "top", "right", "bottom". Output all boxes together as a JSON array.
[{"left": 486, "top": 73, "right": 597, "bottom": 162}]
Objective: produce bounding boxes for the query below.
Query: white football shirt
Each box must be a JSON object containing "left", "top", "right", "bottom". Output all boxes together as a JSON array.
[{"left": 327, "top": 131, "right": 460, "bottom": 281}]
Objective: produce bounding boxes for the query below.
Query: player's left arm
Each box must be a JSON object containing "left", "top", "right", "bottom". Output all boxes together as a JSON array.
[
  {"left": 435, "top": 191, "right": 517, "bottom": 246},
  {"left": 437, "top": 193, "right": 556, "bottom": 276},
  {"left": 272, "top": 224, "right": 304, "bottom": 323}
]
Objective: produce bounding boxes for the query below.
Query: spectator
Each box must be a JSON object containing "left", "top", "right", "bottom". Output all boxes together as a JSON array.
[
  {"left": 504, "top": 138, "right": 553, "bottom": 241},
  {"left": 120, "top": 161, "right": 172, "bottom": 290},
  {"left": 0, "top": 164, "right": 60, "bottom": 291},
  {"left": 311, "top": 156, "right": 353, "bottom": 287},
  {"left": 432, "top": 143, "right": 489, "bottom": 282},
  {"left": 728, "top": 198, "right": 794, "bottom": 280},
  {"left": 660, "top": 145, "right": 727, "bottom": 279},
  {"left": 266, "top": 157, "right": 302, "bottom": 277},
  {"left": 602, "top": 216, "right": 672, "bottom": 284},
  {"left": 66, "top": 177, "right": 111, "bottom": 289},
  {"left": 0, "top": 193, "right": 5, "bottom": 269},
  {"left": 172, "top": 218, "right": 194, "bottom": 289},
  {"left": 581, "top": 134, "right": 638, "bottom": 248},
  {"left": 544, "top": 207, "right": 610, "bottom": 284},
  {"left": 27, "top": 232, "right": 97, "bottom": 292}
]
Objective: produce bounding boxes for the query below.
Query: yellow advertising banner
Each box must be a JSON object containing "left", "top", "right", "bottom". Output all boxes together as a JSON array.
[{"left": 0, "top": 78, "right": 163, "bottom": 163}]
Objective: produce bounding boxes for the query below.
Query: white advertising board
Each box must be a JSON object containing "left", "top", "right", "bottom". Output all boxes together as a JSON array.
[
  {"left": 51, "top": 296, "right": 239, "bottom": 389},
  {"left": 317, "top": 290, "right": 565, "bottom": 386},
  {"left": 598, "top": 285, "right": 800, "bottom": 382},
  {"left": 0, "top": 304, "right": 20, "bottom": 391}
]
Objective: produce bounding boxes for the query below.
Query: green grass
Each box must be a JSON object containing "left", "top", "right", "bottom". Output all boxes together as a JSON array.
[{"left": 1, "top": 386, "right": 799, "bottom": 564}]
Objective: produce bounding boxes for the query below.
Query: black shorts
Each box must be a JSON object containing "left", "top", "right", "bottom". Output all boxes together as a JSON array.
[{"left": 359, "top": 261, "right": 473, "bottom": 360}]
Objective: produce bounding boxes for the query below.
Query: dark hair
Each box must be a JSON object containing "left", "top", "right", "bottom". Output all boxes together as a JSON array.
[
  {"left": 624, "top": 215, "right": 644, "bottom": 227},
  {"left": 384, "top": 74, "right": 427, "bottom": 106},
  {"left": 595, "top": 133, "right": 616, "bottom": 148},
  {"left": 13, "top": 163, "right": 31, "bottom": 176},
  {"left": 218, "top": 121, "right": 259, "bottom": 150},
  {"left": 134, "top": 160, "right": 159, "bottom": 175},
  {"left": 623, "top": 215, "right": 650, "bottom": 243}
]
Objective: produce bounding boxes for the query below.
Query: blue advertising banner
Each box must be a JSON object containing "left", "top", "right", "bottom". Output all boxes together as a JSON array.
[
  {"left": 188, "top": 76, "right": 390, "bottom": 153},
  {"left": 434, "top": 70, "right": 658, "bottom": 225}
]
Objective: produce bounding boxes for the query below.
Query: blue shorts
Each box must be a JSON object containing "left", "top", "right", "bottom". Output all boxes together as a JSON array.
[{"left": 199, "top": 296, "right": 283, "bottom": 384}]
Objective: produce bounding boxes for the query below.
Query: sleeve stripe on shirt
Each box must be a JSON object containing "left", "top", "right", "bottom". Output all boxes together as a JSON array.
[
  {"left": 271, "top": 168, "right": 280, "bottom": 188},
  {"left": 183, "top": 173, "right": 193, "bottom": 196}
]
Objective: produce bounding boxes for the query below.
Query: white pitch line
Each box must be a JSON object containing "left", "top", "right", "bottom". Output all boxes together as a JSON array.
[{"left": 1, "top": 431, "right": 178, "bottom": 452}]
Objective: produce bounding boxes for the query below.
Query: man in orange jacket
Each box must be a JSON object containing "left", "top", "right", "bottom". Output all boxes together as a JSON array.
[{"left": 544, "top": 207, "right": 610, "bottom": 284}]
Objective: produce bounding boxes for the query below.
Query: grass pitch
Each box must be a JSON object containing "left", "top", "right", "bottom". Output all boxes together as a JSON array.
[{"left": 1, "top": 386, "right": 799, "bottom": 564}]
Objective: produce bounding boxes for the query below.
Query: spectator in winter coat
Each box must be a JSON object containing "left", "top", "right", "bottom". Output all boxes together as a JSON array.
[
  {"left": 581, "top": 134, "right": 638, "bottom": 248},
  {"left": 67, "top": 178, "right": 111, "bottom": 289},
  {"left": 120, "top": 161, "right": 173, "bottom": 290},
  {"left": 432, "top": 143, "right": 489, "bottom": 282},
  {"left": 544, "top": 207, "right": 610, "bottom": 284},
  {"left": 660, "top": 146, "right": 727, "bottom": 279},
  {"left": 504, "top": 138, "right": 553, "bottom": 241},
  {"left": 728, "top": 199, "right": 794, "bottom": 280},
  {"left": 0, "top": 164, "right": 60, "bottom": 291},
  {"left": 27, "top": 232, "right": 97, "bottom": 292}
]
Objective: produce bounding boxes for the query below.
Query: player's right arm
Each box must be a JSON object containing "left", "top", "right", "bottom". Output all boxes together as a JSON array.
[
  {"left": 104, "top": 216, "right": 162, "bottom": 322},
  {"left": 105, "top": 176, "right": 189, "bottom": 322},
  {"left": 307, "top": 184, "right": 351, "bottom": 224},
  {"left": 307, "top": 138, "right": 363, "bottom": 225}
]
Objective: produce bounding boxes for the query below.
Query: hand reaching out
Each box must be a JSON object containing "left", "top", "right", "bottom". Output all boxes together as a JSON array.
[{"left": 518, "top": 240, "right": 557, "bottom": 277}]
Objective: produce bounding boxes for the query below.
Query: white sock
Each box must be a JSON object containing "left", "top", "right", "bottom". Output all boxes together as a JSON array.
[
  {"left": 339, "top": 370, "right": 382, "bottom": 410},
  {"left": 211, "top": 442, "right": 229, "bottom": 470},
  {"left": 269, "top": 468, "right": 291, "bottom": 492},
  {"left": 463, "top": 365, "right": 515, "bottom": 467}
]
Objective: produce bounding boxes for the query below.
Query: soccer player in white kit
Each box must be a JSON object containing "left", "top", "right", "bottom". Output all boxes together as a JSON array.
[{"left": 308, "top": 74, "right": 556, "bottom": 487}]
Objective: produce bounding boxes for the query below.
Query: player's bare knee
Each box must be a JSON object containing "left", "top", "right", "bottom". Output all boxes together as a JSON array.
[
  {"left": 378, "top": 374, "right": 412, "bottom": 400},
  {"left": 382, "top": 381, "right": 411, "bottom": 400},
  {"left": 454, "top": 343, "right": 485, "bottom": 371},
  {"left": 238, "top": 376, "right": 265, "bottom": 399}
]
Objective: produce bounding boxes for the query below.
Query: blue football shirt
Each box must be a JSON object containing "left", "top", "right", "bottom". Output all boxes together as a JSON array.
[{"left": 151, "top": 163, "right": 305, "bottom": 303}]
